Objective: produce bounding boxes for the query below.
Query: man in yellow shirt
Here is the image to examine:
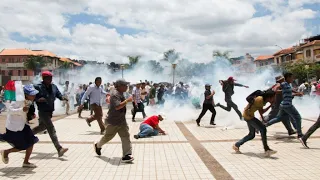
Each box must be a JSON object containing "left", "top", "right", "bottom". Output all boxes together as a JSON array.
[{"left": 233, "top": 90, "right": 277, "bottom": 157}]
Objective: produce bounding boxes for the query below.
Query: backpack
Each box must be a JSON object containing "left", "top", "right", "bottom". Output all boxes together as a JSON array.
[{"left": 246, "top": 90, "right": 265, "bottom": 105}]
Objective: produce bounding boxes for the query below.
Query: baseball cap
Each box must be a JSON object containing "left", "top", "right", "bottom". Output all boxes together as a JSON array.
[
  {"left": 275, "top": 75, "right": 284, "bottom": 82},
  {"left": 42, "top": 71, "right": 53, "bottom": 77},
  {"left": 228, "top": 76, "right": 236, "bottom": 81},
  {"left": 23, "top": 85, "right": 39, "bottom": 96},
  {"left": 115, "top": 79, "right": 129, "bottom": 87},
  {"left": 136, "top": 81, "right": 141, "bottom": 85}
]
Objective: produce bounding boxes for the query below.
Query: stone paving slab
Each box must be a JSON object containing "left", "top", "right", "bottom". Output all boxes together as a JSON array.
[
  {"left": 184, "top": 118, "right": 320, "bottom": 141},
  {"left": 0, "top": 143, "right": 214, "bottom": 180},
  {"left": 202, "top": 139, "right": 320, "bottom": 180}
]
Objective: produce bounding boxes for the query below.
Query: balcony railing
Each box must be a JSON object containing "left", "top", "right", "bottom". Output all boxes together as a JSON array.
[
  {"left": 6, "top": 63, "right": 24, "bottom": 68},
  {"left": 11, "top": 76, "right": 33, "bottom": 81}
]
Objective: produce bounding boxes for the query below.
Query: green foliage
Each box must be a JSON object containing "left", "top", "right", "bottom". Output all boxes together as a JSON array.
[
  {"left": 24, "top": 56, "right": 47, "bottom": 75},
  {"left": 163, "top": 49, "right": 179, "bottom": 63},
  {"left": 282, "top": 62, "right": 320, "bottom": 82},
  {"left": 128, "top": 56, "right": 140, "bottom": 68},
  {"left": 212, "top": 50, "right": 232, "bottom": 63},
  {"left": 60, "top": 61, "right": 72, "bottom": 69},
  {"left": 147, "top": 60, "right": 164, "bottom": 73}
]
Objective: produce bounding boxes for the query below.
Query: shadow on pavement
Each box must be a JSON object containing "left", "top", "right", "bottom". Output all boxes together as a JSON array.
[
  {"left": 0, "top": 167, "right": 36, "bottom": 179},
  {"left": 29, "top": 152, "right": 68, "bottom": 161},
  {"left": 97, "top": 156, "right": 133, "bottom": 166},
  {"left": 240, "top": 152, "right": 279, "bottom": 160},
  {"left": 80, "top": 131, "right": 101, "bottom": 135}
]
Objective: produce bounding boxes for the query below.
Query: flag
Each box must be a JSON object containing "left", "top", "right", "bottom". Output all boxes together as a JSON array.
[{"left": 3, "top": 80, "right": 24, "bottom": 101}]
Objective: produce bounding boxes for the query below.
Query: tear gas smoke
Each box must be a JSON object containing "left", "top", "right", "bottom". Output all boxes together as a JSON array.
[{"left": 43, "top": 57, "right": 319, "bottom": 126}]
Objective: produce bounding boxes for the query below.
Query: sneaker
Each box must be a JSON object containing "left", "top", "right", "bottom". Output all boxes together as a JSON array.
[
  {"left": 196, "top": 120, "right": 200, "bottom": 127},
  {"left": 132, "top": 119, "right": 136, "bottom": 122},
  {"left": 0, "top": 150, "right": 8, "bottom": 164},
  {"left": 232, "top": 144, "right": 241, "bottom": 153},
  {"left": 134, "top": 135, "right": 139, "bottom": 139},
  {"left": 216, "top": 103, "right": 221, "bottom": 107},
  {"left": 299, "top": 137, "right": 309, "bottom": 149},
  {"left": 121, "top": 154, "right": 134, "bottom": 163},
  {"left": 288, "top": 130, "right": 296, "bottom": 136},
  {"left": 58, "top": 148, "right": 69, "bottom": 157},
  {"left": 94, "top": 143, "right": 102, "bottom": 156},
  {"left": 265, "top": 149, "right": 277, "bottom": 157},
  {"left": 86, "top": 119, "right": 91, "bottom": 127},
  {"left": 210, "top": 122, "right": 216, "bottom": 126},
  {"left": 22, "top": 163, "right": 37, "bottom": 168}
]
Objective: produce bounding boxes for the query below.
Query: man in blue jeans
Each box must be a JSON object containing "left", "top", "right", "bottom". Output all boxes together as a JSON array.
[
  {"left": 133, "top": 114, "right": 166, "bottom": 139},
  {"left": 266, "top": 72, "right": 304, "bottom": 138}
]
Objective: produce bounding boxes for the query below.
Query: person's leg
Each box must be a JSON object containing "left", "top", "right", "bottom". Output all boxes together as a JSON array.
[
  {"left": 227, "top": 98, "right": 242, "bottom": 119},
  {"left": 266, "top": 108, "right": 286, "bottom": 126},
  {"left": 118, "top": 125, "right": 133, "bottom": 157},
  {"left": 138, "top": 124, "right": 154, "bottom": 138},
  {"left": 38, "top": 112, "right": 63, "bottom": 152},
  {"left": 132, "top": 102, "right": 137, "bottom": 120},
  {"left": 235, "top": 120, "right": 256, "bottom": 148},
  {"left": 251, "top": 118, "right": 270, "bottom": 151},
  {"left": 87, "top": 104, "right": 98, "bottom": 123},
  {"left": 139, "top": 103, "right": 146, "bottom": 118},
  {"left": 66, "top": 98, "right": 70, "bottom": 115},
  {"left": 23, "top": 145, "right": 33, "bottom": 164},
  {"left": 303, "top": 115, "right": 320, "bottom": 141},
  {"left": 32, "top": 114, "right": 47, "bottom": 135},
  {"left": 96, "top": 124, "right": 118, "bottom": 148},
  {"left": 95, "top": 106, "right": 105, "bottom": 133},
  {"left": 196, "top": 104, "right": 209, "bottom": 123},
  {"left": 217, "top": 95, "right": 232, "bottom": 111},
  {"left": 284, "top": 106, "right": 303, "bottom": 137},
  {"left": 208, "top": 105, "right": 216, "bottom": 124},
  {"left": 281, "top": 116, "right": 295, "bottom": 135}
]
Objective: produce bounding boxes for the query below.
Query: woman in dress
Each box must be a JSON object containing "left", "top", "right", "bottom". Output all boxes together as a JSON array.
[{"left": 0, "top": 85, "right": 39, "bottom": 168}]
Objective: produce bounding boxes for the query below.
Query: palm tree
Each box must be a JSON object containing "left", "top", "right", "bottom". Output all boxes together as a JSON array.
[
  {"left": 24, "top": 56, "right": 47, "bottom": 75},
  {"left": 163, "top": 49, "right": 179, "bottom": 63},
  {"left": 128, "top": 55, "right": 140, "bottom": 68}
]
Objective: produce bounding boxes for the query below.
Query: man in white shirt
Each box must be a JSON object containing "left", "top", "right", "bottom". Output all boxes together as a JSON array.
[
  {"left": 145, "top": 82, "right": 151, "bottom": 105},
  {"left": 62, "top": 81, "right": 70, "bottom": 115},
  {"left": 131, "top": 82, "right": 147, "bottom": 122}
]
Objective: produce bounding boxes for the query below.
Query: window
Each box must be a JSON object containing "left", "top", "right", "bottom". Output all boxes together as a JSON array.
[
  {"left": 18, "top": 70, "right": 21, "bottom": 76},
  {"left": 2, "top": 58, "right": 5, "bottom": 62},
  {"left": 15, "top": 58, "right": 19, "bottom": 62},
  {"left": 277, "top": 59, "right": 279, "bottom": 64},
  {"left": 1, "top": 70, "right": 5, "bottom": 75},
  {"left": 306, "top": 50, "right": 311, "bottom": 57},
  {"left": 8, "top": 70, "right": 13, "bottom": 76},
  {"left": 24, "top": 70, "right": 27, "bottom": 76}
]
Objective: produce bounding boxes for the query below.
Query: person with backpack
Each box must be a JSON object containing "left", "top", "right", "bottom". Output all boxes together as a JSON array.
[
  {"left": 196, "top": 84, "right": 216, "bottom": 126},
  {"left": 216, "top": 77, "right": 249, "bottom": 119},
  {"left": 265, "top": 73, "right": 304, "bottom": 139},
  {"left": 233, "top": 90, "right": 277, "bottom": 157},
  {"left": 264, "top": 75, "right": 296, "bottom": 136}
]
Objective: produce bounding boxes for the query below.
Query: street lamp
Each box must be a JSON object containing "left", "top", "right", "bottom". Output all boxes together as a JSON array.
[
  {"left": 120, "top": 64, "right": 125, "bottom": 79},
  {"left": 172, "top": 63, "right": 177, "bottom": 85},
  {"left": 305, "top": 65, "right": 309, "bottom": 83},
  {"left": 275, "top": 45, "right": 283, "bottom": 50}
]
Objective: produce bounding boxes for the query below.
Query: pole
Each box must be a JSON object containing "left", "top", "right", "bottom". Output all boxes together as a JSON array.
[
  {"left": 172, "top": 64, "right": 177, "bottom": 85},
  {"left": 122, "top": 69, "right": 124, "bottom": 79}
]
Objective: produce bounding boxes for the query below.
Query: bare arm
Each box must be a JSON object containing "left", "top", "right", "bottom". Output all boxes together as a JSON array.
[
  {"left": 155, "top": 124, "right": 165, "bottom": 134},
  {"left": 206, "top": 90, "right": 215, "bottom": 99}
]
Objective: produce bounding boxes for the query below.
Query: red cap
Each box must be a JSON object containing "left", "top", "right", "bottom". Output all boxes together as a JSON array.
[
  {"left": 42, "top": 71, "right": 53, "bottom": 77},
  {"left": 228, "top": 76, "right": 236, "bottom": 81}
]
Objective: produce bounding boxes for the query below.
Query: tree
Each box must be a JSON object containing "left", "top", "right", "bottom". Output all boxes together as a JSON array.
[
  {"left": 128, "top": 55, "right": 140, "bottom": 68},
  {"left": 163, "top": 49, "right": 179, "bottom": 63},
  {"left": 60, "top": 61, "right": 72, "bottom": 69},
  {"left": 24, "top": 56, "right": 47, "bottom": 75},
  {"left": 212, "top": 50, "right": 232, "bottom": 62},
  {"left": 147, "top": 60, "right": 164, "bottom": 73},
  {"left": 282, "top": 62, "right": 320, "bottom": 83}
]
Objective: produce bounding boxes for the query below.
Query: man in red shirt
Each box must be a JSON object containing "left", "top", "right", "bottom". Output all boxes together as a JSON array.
[{"left": 134, "top": 114, "right": 165, "bottom": 139}]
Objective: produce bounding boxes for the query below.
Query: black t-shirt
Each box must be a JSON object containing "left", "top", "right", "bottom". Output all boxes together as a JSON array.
[{"left": 203, "top": 90, "right": 213, "bottom": 104}]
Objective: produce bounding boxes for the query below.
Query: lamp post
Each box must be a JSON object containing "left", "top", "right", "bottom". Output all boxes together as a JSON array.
[
  {"left": 305, "top": 65, "right": 309, "bottom": 83},
  {"left": 172, "top": 63, "right": 177, "bottom": 85},
  {"left": 120, "top": 64, "right": 125, "bottom": 79},
  {"left": 275, "top": 45, "right": 283, "bottom": 50}
]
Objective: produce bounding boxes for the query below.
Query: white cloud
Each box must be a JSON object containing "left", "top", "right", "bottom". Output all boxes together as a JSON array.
[{"left": 0, "top": 0, "right": 319, "bottom": 63}]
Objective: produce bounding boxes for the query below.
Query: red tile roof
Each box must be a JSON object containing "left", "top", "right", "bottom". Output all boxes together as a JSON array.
[
  {"left": 273, "top": 47, "right": 295, "bottom": 56},
  {"left": 60, "top": 57, "right": 82, "bottom": 67},
  {"left": 255, "top": 55, "right": 274, "bottom": 61},
  {"left": 0, "top": 49, "right": 57, "bottom": 57},
  {"left": 300, "top": 40, "right": 320, "bottom": 48}
]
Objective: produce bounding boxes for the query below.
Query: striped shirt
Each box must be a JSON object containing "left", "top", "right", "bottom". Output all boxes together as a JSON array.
[
  {"left": 280, "top": 82, "right": 293, "bottom": 107},
  {"left": 132, "top": 87, "right": 141, "bottom": 103}
]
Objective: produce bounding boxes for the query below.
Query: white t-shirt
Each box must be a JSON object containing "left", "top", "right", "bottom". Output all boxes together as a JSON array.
[
  {"left": 6, "top": 101, "right": 27, "bottom": 132},
  {"left": 145, "top": 85, "right": 151, "bottom": 94}
]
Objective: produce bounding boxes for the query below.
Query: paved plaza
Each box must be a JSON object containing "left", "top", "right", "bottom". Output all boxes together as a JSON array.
[{"left": 0, "top": 109, "right": 320, "bottom": 180}]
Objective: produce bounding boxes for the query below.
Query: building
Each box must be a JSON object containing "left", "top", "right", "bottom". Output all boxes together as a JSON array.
[
  {"left": 254, "top": 55, "right": 275, "bottom": 67},
  {"left": 299, "top": 40, "right": 320, "bottom": 63},
  {"left": 231, "top": 53, "right": 255, "bottom": 74},
  {"left": 0, "top": 49, "right": 82, "bottom": 85}
]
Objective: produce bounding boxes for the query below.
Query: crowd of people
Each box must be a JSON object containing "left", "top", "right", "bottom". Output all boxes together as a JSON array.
[{"left": 0, "top": 70, "right": 319, "bottom": 168}]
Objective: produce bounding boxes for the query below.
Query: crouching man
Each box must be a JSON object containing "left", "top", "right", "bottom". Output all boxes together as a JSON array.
[{"left": 134, "top": 114, "right": 166, "bottom": 139}]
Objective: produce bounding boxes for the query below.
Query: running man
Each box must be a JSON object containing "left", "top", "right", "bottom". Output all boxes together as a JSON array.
[
  {"left": 196, "top": 84, "right": 216, "bottom": 126},
  {"left": 216, "top": 77, "right": 249, "bottom": 119}
]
